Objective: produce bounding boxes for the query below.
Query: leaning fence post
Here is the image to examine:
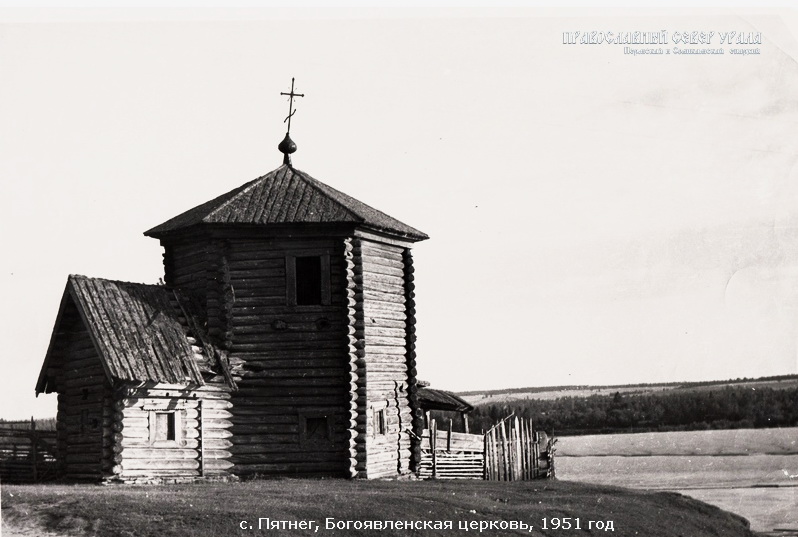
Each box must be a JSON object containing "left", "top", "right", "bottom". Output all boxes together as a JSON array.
[
  {"left": 31, "top": 416, "right": 38, "bottom": 481},
  {"left": 447, "top": 419, "right": 452, "bottom": 451},
  {"left": 482, "top": 428, "right": 488, "bottom": 480},
  {"left": 431, "top": 419, "right": 437, "bottom": 479}
]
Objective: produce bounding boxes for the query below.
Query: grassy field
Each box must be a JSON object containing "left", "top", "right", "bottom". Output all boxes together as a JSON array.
[
  {"left": 555, "top": 427, "right": 798, "bottom": 533},
  {"left": 556, "top": 427, "right": 798, "bottom": 457},
  {"left": 1, "top": 479, "right": 756, "bottom": 537},
  {"left": 461, "top": 375, "right": 798, "bottom": 406}
]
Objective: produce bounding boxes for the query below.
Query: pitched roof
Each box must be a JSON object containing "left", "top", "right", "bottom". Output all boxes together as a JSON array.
[
  {"left": 37, "top": 275, "right": 221, "bottom": 392},
  {"left": 144, "top": 165, "right": 428, "bottom": 241},
  {"left": 417, "top": 388, "right": 474, "bottom": 413}
]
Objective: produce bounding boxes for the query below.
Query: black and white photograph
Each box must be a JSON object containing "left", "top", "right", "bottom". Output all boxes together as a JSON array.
[{"left": 1, "top": 3, "right": 796, "bottom": 536}]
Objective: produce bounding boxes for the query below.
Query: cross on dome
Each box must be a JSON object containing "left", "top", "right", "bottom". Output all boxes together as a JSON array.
[{"left": 278, "top": 77, "right": 305, "bottom": 166}]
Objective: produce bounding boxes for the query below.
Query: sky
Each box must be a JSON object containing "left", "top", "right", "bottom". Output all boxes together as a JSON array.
[{"left": 2, "top": 6, "right": 798, "bottom": 419}]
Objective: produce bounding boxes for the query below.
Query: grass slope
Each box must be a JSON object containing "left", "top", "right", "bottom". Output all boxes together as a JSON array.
[{"left": 2, "top": 479, "right": 755, "bottom": 537}]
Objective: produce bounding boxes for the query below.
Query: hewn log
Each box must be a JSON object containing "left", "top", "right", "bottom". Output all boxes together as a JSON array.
[
  {"left": 363, "top": 335, "right": 407, "bottom": 347},
  {"left": 360, "top": 263, "right": 404, "bottom": 278},
  {"left": 118, "top": 437, "right": 232, "bottom": 450},
  {"left": 229, "top": 406, "right": 344, "bottom": 417},
  {"left": 235, "top": 353, "right": 345, "bottom": 365},
  {"left": 229, "top": 424, "right": 299, "bottom": 434},
  {"left": 239, "top": 368, "right": 345, "bottom": 380},
  {"left": 231, "top": 329, "right": 346, "bottom": 342},
  {"left": 231, "top": 451, "right": 346, "bottom": 463},
  {"left": 120, "top": 448, "right": 229, "bottom": 460},
  {"left": 228, "top": 414, "right": 298, "bottom": 425},
  {"left": 232, "top": 461, "right": 347, "bottom": 474},
  {"left": 231, "top": 341, "right": 345, "bottom": 352},
  {"left": 364, "top": 346, "right": 407, "bottom": 357},
  {"left": 236, "top": 377, "right": 346, "bottom": 388},
  {"left": 361, "top": 241, "right": 405, "bottom": 258},
  {"left": 228, "top": 444, "right": 345, "bottom": 455},
  {"left": 362, "top": 306, "right": 406, "bottom": 320},
  {"left": 233, "top": 387, "right": 347, "bottom": 399},
  {"left": 363, "top": 326, "right": 407, "bottom": 338}
]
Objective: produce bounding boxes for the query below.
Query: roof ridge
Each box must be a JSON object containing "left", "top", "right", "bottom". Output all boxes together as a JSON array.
[
  {"left": 68, "top": 273, "right": 165, "bottom": 290},
  {"left": 202, "top": 172, "right": 272, "bottom": 224},
  {"left": 289, "top": 167, "right": 364, "bottom": 223},
  {"left": 145, "top": 164, "right": 428, "bottom": 241},
  {"left": 291, "top": 166, "right": 428, "bottom": 240}
]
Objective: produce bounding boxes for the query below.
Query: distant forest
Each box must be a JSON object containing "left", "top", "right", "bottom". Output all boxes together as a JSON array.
[
  {"left": 0, "top": 418, "right": 56, "bottom": 431},
  {"left": 463, "top": 385, "right": 798, "bottom": 435}
]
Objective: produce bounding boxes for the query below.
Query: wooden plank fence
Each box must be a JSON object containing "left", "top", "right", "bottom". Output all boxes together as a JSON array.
[
  {"left": 0, "top": 420, "right": 59, "bottom": 482},
  {"left": 418, "top": 417, "right": 554, "bottom": 481},
  {"left": 419, "top": 419, "right": 485, "bottom": 479},
  {"left": 484, "top": 416, "right": 554, "bottom": 481}
]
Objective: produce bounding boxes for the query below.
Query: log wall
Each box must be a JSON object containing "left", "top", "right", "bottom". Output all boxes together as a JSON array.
[
  {"left": 48, "top": 298, "right": 113, "bottom": 481},
  {"left": 161, "top": 231, "right": 418, "bottom": 479},
  {"left": 163, "top": 236, "right": 210, "bottom": 309},
  {"left": 344, "top": 237, "right": 367, "bottom": 478},
  {"left": 113, "top": 383, "right": 234, "bottom": 483},
  {"left": 360, "top": 239, "right": 413, "bottom": 478},
  {"left": 165, "top": 234, "right": 351, "bottom": 477},
  {"left": 403, "top": 248, "right": 424, "bottom": 473}
]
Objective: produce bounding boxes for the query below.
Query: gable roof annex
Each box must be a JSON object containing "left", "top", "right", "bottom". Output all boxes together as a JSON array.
[
  {"left": 36, "top": 275, "right": 222, "bottom": 394},
  {"left": 417, "top": 388, "right": 474, "bottom": 413},
  {"left": 144, "top": 165, "right": 429, "bottom": 241}
]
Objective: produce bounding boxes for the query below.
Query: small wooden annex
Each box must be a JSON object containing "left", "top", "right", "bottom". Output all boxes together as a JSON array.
[
  {"left": 36, "top": 276, "right": 237, "bottom": 483},
  {"left": 36, "top": 159, "right": 428, "bottom": 483}
]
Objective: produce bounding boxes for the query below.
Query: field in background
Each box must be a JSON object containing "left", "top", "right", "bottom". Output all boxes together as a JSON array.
[
  {"left": 460, "top": 375, "right": 798, "bottom": 406},
  {"left": 556, "top": 427, "right": 798, "bottom": 533},
  {"left": 556, "top": 427, "right": 798, "bottom": 458}
]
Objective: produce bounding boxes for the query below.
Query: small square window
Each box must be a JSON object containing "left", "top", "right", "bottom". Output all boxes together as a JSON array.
[
  {"left": 306, "top": 417, "right": 328, "bottom": 440},
  {"left": 299, "top": 414, "right": 333, "bottom": 446}
]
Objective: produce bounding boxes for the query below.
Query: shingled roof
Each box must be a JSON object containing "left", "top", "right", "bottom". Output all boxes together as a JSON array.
[
  {"left": 145, "top": 164, "right": 429, "bottom": 241},
  {"left": 36, "top": 275, "right": 225, "bottom": 393},
  {"left": 417, "top": 388, "right": 474, "bottom": 413}
]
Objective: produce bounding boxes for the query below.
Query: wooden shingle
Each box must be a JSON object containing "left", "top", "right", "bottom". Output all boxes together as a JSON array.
[
  {"left": 144, "top": 165, "right": 428, "bottom": 241},
  {"left": 36, "top": 275, "right": 223, "bottom": 393}
]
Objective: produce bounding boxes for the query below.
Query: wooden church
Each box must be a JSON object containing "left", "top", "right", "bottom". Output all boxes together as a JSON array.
[{"left": 35, "top": 83, "right": 429, "bottom": 483}]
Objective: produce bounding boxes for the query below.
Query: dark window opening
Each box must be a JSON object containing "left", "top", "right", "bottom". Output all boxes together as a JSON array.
[
  {"left": 81, "top": 388, "right": 89, "bottom": 400},
  {"left": 305, "top": 416, "right": 329, "bottom": 441},
  {"left": 300, "top": 415, "right": 333, "bottom": 446},
  {"left": 154, "top": 412, "right": 176, "bottom": 442},
  {"left": 375, "top": 408, "right": 387, "bottom": 436},
  {"left": 296, "top": 256, "right": 322, "bottom": 305}
]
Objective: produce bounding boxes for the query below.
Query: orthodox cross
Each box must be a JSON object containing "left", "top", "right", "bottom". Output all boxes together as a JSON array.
[{"left": 281, "top": 77, "right": 305, "bottom": 134}]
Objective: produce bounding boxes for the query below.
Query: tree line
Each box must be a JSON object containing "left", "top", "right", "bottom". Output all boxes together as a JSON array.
[
  {"left": 0, "top": 418, "right": 56, "bottom": 431},
  {"left": 464, "top": 386, "right": 798, "bottom": 435}
]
